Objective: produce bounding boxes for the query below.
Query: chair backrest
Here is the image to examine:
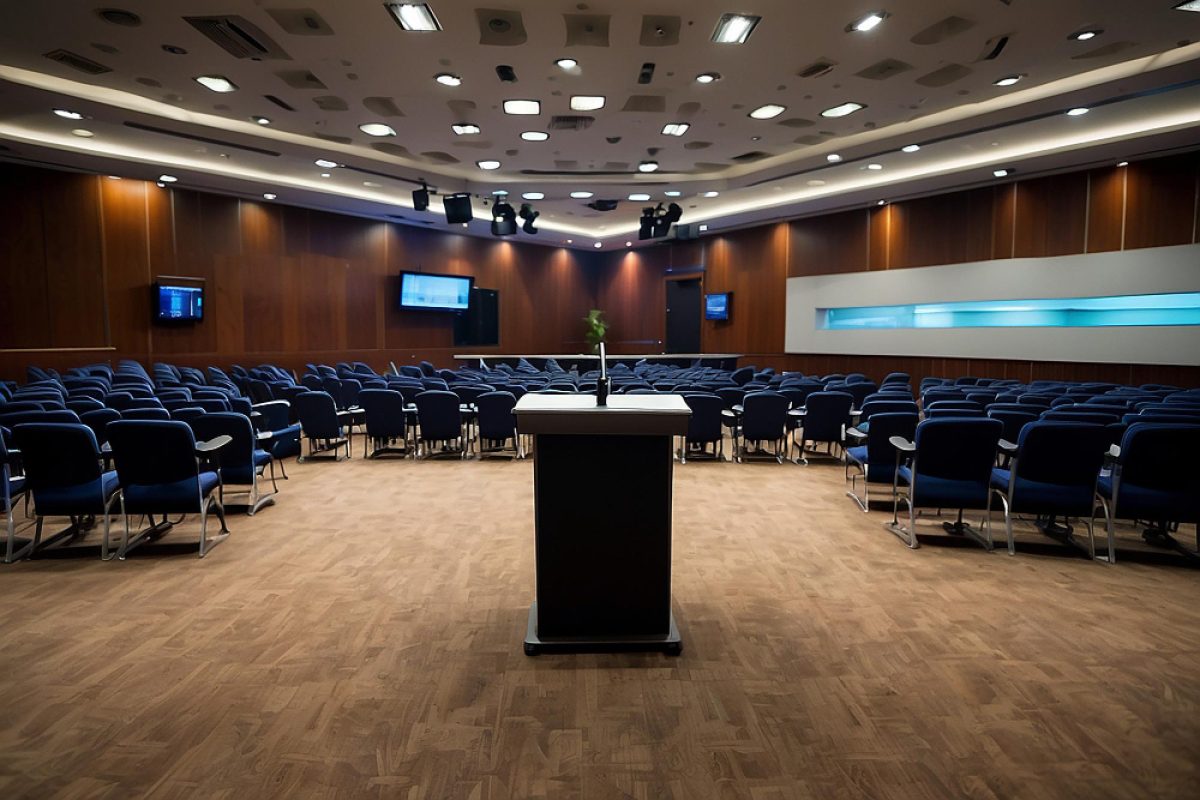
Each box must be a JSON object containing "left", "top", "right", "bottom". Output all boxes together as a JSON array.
[
  {"left": 741, "top": 391, "right": 789, "bottom": 441},
  {"left": 107, "top": 420, "right": 201, "bottom": 491},
  {"left": 987, "top": 409, "right": 1038, "bottom": 443},
  {"left": 170, "top": 407, "right": 207, "bottom": 424},
  {"left": 80, "top": 408, "right": 122, "bottom": 444},
  {"left": 683, "top": 393, "right": 723, "bottom": 443},
  {"left": 865, "top": 412, "right": 919, "bottom": 467},
  {"left": 476, "top": 391, "right": 518, "bottom": 440},
  {"left": 912, "top": 417, "right": 1002, "bottom": 483},
  {"left": 1041, "top": 409, "right": 1119, "bottom": 425},
  {"left": 1012, "top": 421, "right": 1110, "bottom": 492},
  {"left": 801, "top": 391, "right": 853, "bottom": 442},
  {"left": 294, "top": 391, "right": 343, "bottom": 439},
  {"left": 926, "top": 400, "right": 982, "bottom": 412},
  {"left": 122, "top": 407, "right": 172, "bottom": 421},
  {"left": 359, "top": 389, "right": 406, "bottom": 438},
  {"left": 1117, "top": 423, "right": 1200, "bottom": 501},
  {"left": 415, "top": 390, "right": 462, "bottom": 440},
  {"left": 12, "top": 423, "right": 103, "bottom": 494},
  {"left": 860, "top": 399, "right": 918, "bottom": 422},
  {"left": 843, "top": 381, "right": 878, "bottom": 409},
  {"left": 1017, "top": 394, "right": 1055, "bottom": 408},
  {"left": 191, "top": 412, "right": 256, "bottom": 470},
  {"left": 715, "top": 386, "right": 746, "bottom": 409}
]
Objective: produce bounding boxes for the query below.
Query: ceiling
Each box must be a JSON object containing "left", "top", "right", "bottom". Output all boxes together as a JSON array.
[{"left": 1, "top": 0, "right": 1199, "bottom": 249}]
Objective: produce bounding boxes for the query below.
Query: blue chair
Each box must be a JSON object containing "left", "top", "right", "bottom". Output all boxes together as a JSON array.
[
  {"left": 987, "top": 409, "right": 1038, "bottom": 452},
  {"left": 414, "top": 390, "right": 465, "bottom": 458},
  {"left": 251, "top": 400, "right": 301, "bottom": 477},
  {"left": 80, "top": 408, "right": 121, "bottom": 447},
  {"left": 107, "top": 420, "right": 229, "bottom": 558},
  {"left": 359, "top": 389, "right": 409, "bottom": 458},
  {"left": 845, "top": 412, "right": 918, "bottom": 512},
  {"left": 990, "top": 422, "right": 1111, "bottom": 556},
  {"left": 123, "top": 407, "right": 172, "bottom": 421},
  {"left": 1, "top": 428, "right": 29, "bottom": 563},
  {"left": 736, "top": 391, "right": 789, "bottom": 463},
  {"left": 1093, "top": 423, "right": 1200, "bottom": 563},
  {"left": 681, "top": 393, "right": 725, "bottom": 463},
  {"left": 792, "top": 391, "right": 853, "bottom": 464},
  {"left": 294, "top": 391, "right": 352, "bottom": 461},
  {"left": 476, "top": 391, "right": 521, "bottom": 458},
  {"left": 888, "top": 417, "right": 1003, "bottom": 550},
  {"left": 11, "top": 423, "right": 121, "bottom": 560},
  {"left": 192, "top": 413, "right": 277, "bottom": 515}
]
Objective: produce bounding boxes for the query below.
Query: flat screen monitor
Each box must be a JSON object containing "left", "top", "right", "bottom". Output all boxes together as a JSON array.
[
  {"left": 156, "top": 283, "right": 204, "bottom": 321},
  {"left": 399, "top": 271, "right": 473, "bottom": 312},
  {"left": 705, "top": 292, "right": 731, "bottom": 321}
]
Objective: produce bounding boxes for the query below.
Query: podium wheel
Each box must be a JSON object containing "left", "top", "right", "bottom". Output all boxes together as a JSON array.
[
  {"left": 664, "top": 643, "right": 683, "bottom": 657},
  {"left": 523, "top": 643, "right": 540, "bottom": 656}
]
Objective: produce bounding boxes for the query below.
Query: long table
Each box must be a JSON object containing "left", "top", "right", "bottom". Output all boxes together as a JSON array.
[{"left": 454, "top": 353, "right": 742, "bottom": 370}]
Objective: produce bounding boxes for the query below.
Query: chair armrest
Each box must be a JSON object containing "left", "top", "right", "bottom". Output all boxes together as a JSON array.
[
  {"left": 1108, "top": 443, "right": 1121, "bottom": 459},
  {"left": 256, "top": 430, "right": 274, "bottom": 441},
  {"left": 787, "top": 408, "right": 806, "bottom": 417},
  {"left": 998, "top": 439, "right": 1018, "bottom": 454},
  {"left": 732, "top": 404, "right": 744, "bottom": 414},
  {"left": 845, "top": 426, "right": 866, "bottom": 441},
  {"left": 889, "top": 436, "right": 915, "bottom": 452},
  {"left": 195, "top": 435, "right": 232, "bottom": 454}
]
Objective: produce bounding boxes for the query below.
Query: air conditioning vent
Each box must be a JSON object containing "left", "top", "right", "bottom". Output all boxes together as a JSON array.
[
  {"left": 43, "top": 49, "right": 111, "bottom": 75},
  {"left": 264, "top": 94, "right": 296, "bottom": 111},
  {"left": 183, "top": 15, "right": 291, "bottom": 60},
  {"left": 549, "top": 115, "right": 595, "bottom": 130},
  {"left": 979, "top": 34, "right": 1010, "bottom": 61},
  {"left": 798, "top": 59, "right": 835, "bottom": 79},
  {"left": 732, "top": 151, "right": 771, "bottom": 163}
]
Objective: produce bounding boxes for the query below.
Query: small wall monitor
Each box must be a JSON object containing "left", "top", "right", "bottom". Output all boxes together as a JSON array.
[
  {"left": 399, "top": 271, "right": 473, "bottom": 312},
  {"left": 155, "top": 282, "right": 204, "bottom": 322},
  {"left": 705, "top": 292, "right": 731, "bottom": 321}
]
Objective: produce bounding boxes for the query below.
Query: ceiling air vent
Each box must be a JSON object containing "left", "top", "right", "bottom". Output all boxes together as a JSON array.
[
  {"left": 476, "top": 9, "right": 527, "bottom": 45},
  {"left": 978, "top": 34, "right": 1010, "bottom": 61},
  {"left": 798, "top": 59, "right": 836, "bottom": 79},
  {"left": 855, "top": 59, "right": 913, "bottom": 80},
  {"left": 43, "top": 49, "right": 111, "bottom": 75},
  {"left": 549, "top": 115, "right": 595, "bottom": 130},
  {"left": 911, "top": 16, "right": 975, "bottom": 46},
  {"left": 732, "top": 151, "right": 771, "bottom": 163},
  {"left": 264, "top": 8, "right": 335, "bottom": 36},
  {"left": 184, "top": 15, "right": 291, "bottom": 60},
  {"left": 264, "top": 94, "right": 296, "bottom": 111},
  {"left": 638, "top": 63, "right": 656, "bottom": 85},
  {"left": 640, "top": 15, "right": 680, "bottom": 46},
  {"left": 622, "top": 95, "right": 666, "bottom": 112},
  {"left": 563, "top": 14, "right": 610, "bottom": 47}
]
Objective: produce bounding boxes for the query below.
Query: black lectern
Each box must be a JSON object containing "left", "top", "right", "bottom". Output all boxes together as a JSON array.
[{"left": 514, "top": 393, "right": 691, "bottom": 655}]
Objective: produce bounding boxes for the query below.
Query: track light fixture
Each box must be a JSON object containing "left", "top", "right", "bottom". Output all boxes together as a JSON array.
[
  {"left": 491, "top": 199, "right": 517, "bottom": 236},
  {"left": 412, "top": 182, "right": 430, "bottom": 211},
  {"left": 639, "top": 202, "right": 684, "bottom": 240},
  {"left": 518, "top": 203, "right": 540, "bottom": 234}
]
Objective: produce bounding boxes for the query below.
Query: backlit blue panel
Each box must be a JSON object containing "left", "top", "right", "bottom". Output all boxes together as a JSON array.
[{"left": 819, "top": 292, "right": 1200, "bottom": 330}]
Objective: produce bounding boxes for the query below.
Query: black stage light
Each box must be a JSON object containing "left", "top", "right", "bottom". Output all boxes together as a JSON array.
[
  {"left": 491, "top": 200, "right": 517, "bottom": 236},
  {"left": 519, "top": 202, "right": 539, "bottom": 234},
  {"left": 412, "top": 184, "right": 429, "bottom": 211},
  {"left": 442, "top": 192, "right": 473, "bottom": 223},
  {"left": 638, "top": 205, "right": 656, "bottom": 240},
  {"left": 662, "top": 202, "right": 682, "bottom": 224}
]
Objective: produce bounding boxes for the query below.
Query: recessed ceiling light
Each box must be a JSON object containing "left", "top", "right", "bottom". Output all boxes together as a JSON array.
[
  {"left": 702, "top": 190, "right": 719, "bottom": 198},
  {"left": 625, "top": 241, "right": 632, "bottom": 247},
  {"left": 993, "top": 74, "right": 1024, "bottom": 87},
  {"left": 664, "top": 190, "right": 682, "bottom": 197},
  {"left": 195, "top": 75, "right": 237, "bottom": 93},
  {"left": 867, "top": 163, "right": 883, "bottom": 170},
  {"left": 492, "top": 189, "right": 509, "bottom": 196},
  {"left": 555, "top": 57, "right": 578, "bottom": 69},
  {"left": 570, "top": 95, "right": 605, "bottom": 111},
  {"left": 594, "top": 242, "right": 603, "bottom": 248},
  {"left": 629, "top": 193, "right": 652, "bottom": 201},
  {"left": 661, "top": 122, "right": 690, "bottom": 136},
  {"left": 749, "top": 104, "right": 786, "bottom": 120},
  {"left": 503, "top": 99, "right": 540, "bottom": 115},
  {"left": 385, "top": 3, "right": 442, "bottom": 31},
  {"left": 847, "top": 12, "right": 886, "bottom": 32},
  {"left": 807, "top": 179, "right": 826, "bottom": 186},
  {"left": 1117, "top": 161, "right": 1129, "bottom": 167},
  {"left": 877, "top": 200, "right": 887, "bottom": 206},
  {"left": 993, "top": 169, "right": 1010, "bottom": 178},
  {"left": 1066, "top": 107, "right": 1090, "bottom": 116},
  {"left": 158, "top": 174, "right": 178, "bottom": 183},
  {"left": 826, "top": 153, "right": 843, "bottom": 163},
  {"left": 477, "top": 160, "right": 501, "bottom": 170},
  {"left": 252, "top": 115, "right": 271, "bottom": 125},
  {"left": 821, "top": 102, "right": 866, "bottom": 118},
  {"left": 901, "top": 144, "right": 921, "bottom": 153},
  {"left": 263, "top": 193, "right": 277, "bottom": 200},
  {"left": 320, "top": 172, "right": 331, "bottom": 178},
  {"left": 363, "top": 181, "right": 382, "bottom": 188},
  {"left": 106, "top": 175, "right": 121, "bottom": 180},
  {"left": 521, "top": 131, "right": 549, "bottom": 141},
  {"left": 70, "top": 128, "right": 94, "bottom": 137},
  {"left": 53, "top": 108, "right": 83, "bottom": 120},
  {"left": 461, "top": 223, "right": 468, "bottom": 228},
  {"left": 452, "top": 123, "right": 481, "bottom": 135},
  {"left": 566, "top": 239, "right": 573, "bottom": 243},
  {"left": 314, "top": 158, "right": 339, "bottom": 168},
  {"left": 359, "top": 122, "right": 397, "bottom": 136},
  {"left": 638, "top": 161, "right": 660, "bottom": 173},
  {"left": 699, "top": 224, "right": 709, "bottom": 232},
  {"left": 570, "top": 191, "right": 593, "bottom": 199},
  {"left": 434, "top": 73, "right": 461, "bottom": 87},
  {"left": 522, "top": 192, "right": 544, "bottom": 200},
  {"left": 695, "top": 72, "right": 722, "bottom": 84},
  {"left": 1175, "top": 1, "right": 1200, "bottom": 11},
  {"left": 1070, "top": 29, "right": 1102, "bottom": 41},
  {"left": 711, "top": 13, "right": 761, "bottom": 44}
]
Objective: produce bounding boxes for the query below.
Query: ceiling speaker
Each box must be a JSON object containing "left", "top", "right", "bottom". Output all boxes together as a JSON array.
[{"left": 442, "top": 193, "right": 473, "bottom": 224}]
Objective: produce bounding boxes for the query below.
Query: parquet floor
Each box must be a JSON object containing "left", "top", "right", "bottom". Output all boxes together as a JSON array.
[{"left": 2, "top": 446, "right": 1199, "bottom": 800}]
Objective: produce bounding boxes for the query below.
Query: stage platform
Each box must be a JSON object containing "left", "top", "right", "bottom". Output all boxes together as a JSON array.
[{"left": 454, "top": 353, "right": 742, "bottom": 370}]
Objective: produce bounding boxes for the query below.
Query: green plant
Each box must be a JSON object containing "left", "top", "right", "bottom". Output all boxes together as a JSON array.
[{"left": 583, "top": 308, "right": 609, "bottom": 352}]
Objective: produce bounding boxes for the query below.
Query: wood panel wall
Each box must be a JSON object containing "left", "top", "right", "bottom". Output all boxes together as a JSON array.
[
  {"left": 3, "top": 151, "right": 1199, "bottom": 387},
  {"left": 0, "top": 163, "right": 597, "bottom": 380}
]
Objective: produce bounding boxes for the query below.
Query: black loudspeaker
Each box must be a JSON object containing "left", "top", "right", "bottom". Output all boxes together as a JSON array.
[
  {"left": 454, "top": 288, "right": 499, "bottom": 346},
  {"left": 412, "top": 187, "right": 429, "bottom": 211},
  {"left": 443, "top": 193, "right": 473, "bottom": 224},
  {"left": 673, "top": 223, "right": 699, "bottom": 240}
]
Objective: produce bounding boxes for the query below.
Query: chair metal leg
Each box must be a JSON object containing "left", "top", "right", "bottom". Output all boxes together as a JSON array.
[{"left": 101, "top": 492, "right": 118, "bottom": 561}]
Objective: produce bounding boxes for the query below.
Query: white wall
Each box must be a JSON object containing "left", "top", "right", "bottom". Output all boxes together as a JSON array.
[{"left": 785, "top": 243, "right": 1200, "bottom": 366}]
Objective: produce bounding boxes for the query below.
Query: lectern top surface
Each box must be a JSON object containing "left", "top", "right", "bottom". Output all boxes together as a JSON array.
[{"left": 513, "top": 394, "right": 690, "bottom": 415}]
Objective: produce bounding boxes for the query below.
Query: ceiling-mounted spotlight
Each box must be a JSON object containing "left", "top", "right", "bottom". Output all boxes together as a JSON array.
[
  {"left": 522, "top": 192, "right": 544, "bottom": 200},
  {"left": 503, "top": 99, "right": 540, "bottom": 115},
  {"left": 629, "top": 193, "right": 651, "bottom": 201},
  {"left": 476, "top": 160, "right": 501, "bottom": 170},
  {"left": 993, "top": 168, "right": 1011, "bottom": 178},
  {"left": 521, "top": 131, "right": 549, "bottom": 141},
  {"left": 639, "top": 207, "right": 656, "bottom": 240},
  {"left": 639, "top": 202, "right": 683, "bottom": 240},
  {"left": 1070, "top": 28, "right": 1103, "bottom": 41},
  {"left": 359, "top": 122, "right": 397, "bottom": 136},
  {"left": 158, "top": 174, "right": 178, "bottom": 183},
  {"left": 435, "top": 73, "right": 461, "bottom": 86},
  {"left": 452, "top": 123, "right": 481, "bottom": 135},
  {"left": 993, "top": 74, "right": 1024, "bottom": 87},
  {"left": 826, "top": 153, "right": 843, "bottom": 163},
  {"left": 661, "top": 123, "right": 690, "bottom": 137},
  {"left": 749, "top": 104, "right": 786, "bottom": 120},
  {"left": 847, "top": 12, "right": 887, "bottom": 33},
  {"left": 695, "top": 72, "right": 722, "bottom": 84},
  {"left": 252, "top": 115, "right": 271, "bottom": 125},
  {"left": 195, "top": 75, "right": 238, "bottom": 93},
  {"left": 555, "top": 57, "right": 578, "bottom": 69},
  {"left": 638, "top": 161, "right": 660, "bottom": 173},
  {"left": 53, "top": 108, "right": 84, "bottom": 120},
  {"left": 519, "top": 203, "right": 540, "bottom": 234},
  {"left": 314, "top": 158, "right": 339, "bottom": 168},
  {"left": 901, "top": 144, "right": 920, "bottom": 153},
  {"left": 1066, "top": 107, "right": 1090, "bottom": 116},
  {"left": 711, "top": 13, "right": 761, "bottom": 44},
  {"left": 821, "top": 102, "right": 865, "bottom": 118},
  {"left": 664, "top": 190, "right": 682, "bottom": 197},
  {"left": 385, "top": 3, "right": 442, "bottom": 31},
  {"left": 263, "top": 193, "right": 277, "bottom": 200},
  {"left": 570, "top": 191, "right": 594, "bottom": 199},
  {"left": 491, "top": 199, "right": 517, "bottom": 236},
  {"left": 570, "top": 95, "right": 605, "bottom": 111}
]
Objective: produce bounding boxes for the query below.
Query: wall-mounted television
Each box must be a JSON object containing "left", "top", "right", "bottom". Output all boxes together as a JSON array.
[
  {"left": 155, "top": 281, "right": 204, "bottom": 322},
  {"left": 399, "top": 271, "right": 473, "bottom": 312},
  {"left": 705, "top": 292, "right": 731, "bottom": 321}
]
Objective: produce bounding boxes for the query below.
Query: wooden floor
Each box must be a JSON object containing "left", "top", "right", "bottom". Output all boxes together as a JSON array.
[{"left": 2, "top": 445, "right": 1199, "bottom": 800}]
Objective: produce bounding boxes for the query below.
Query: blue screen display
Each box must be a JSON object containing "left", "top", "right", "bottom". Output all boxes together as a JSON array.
[
  {"left": 819, "top": 292, "right": 1200, "bottom": 330},
  {"left": 157, "top": 285, "right": 203, "bottom": 321},
  {"left": 400, "top": 273, "right": 472, "bottom": 311},
  {"left": 706, "top": 293, "right": 730, "bottom": 320}
]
